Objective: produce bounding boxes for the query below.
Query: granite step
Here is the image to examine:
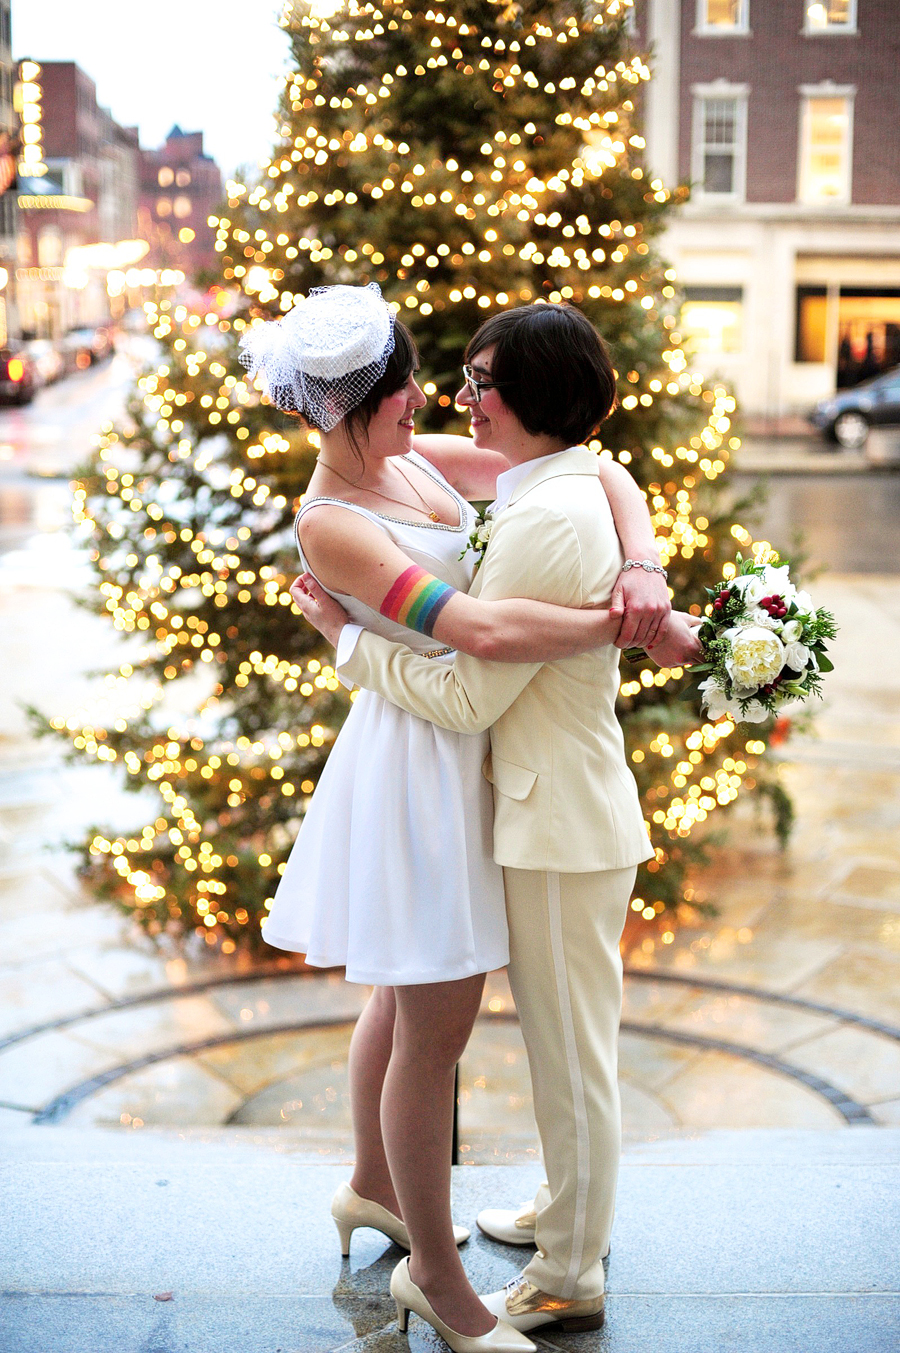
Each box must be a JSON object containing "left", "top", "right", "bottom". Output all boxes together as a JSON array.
[{"left": 1, "top": 1126, "right": 898, "bottom": 1352}]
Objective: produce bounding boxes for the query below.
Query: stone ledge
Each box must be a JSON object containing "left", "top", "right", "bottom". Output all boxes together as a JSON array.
[{"left": 1, "top": 1127, "right": 898, "bottom": 1351}]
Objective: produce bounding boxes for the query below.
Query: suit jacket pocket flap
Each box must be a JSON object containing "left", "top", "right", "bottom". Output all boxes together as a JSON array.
[{"left": 483, "top": 755, "right": 538, "bottom": 801}]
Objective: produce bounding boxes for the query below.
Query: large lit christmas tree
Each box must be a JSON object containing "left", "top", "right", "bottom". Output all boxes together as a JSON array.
[{"left": 44, "top": 0, "right": 783, "bottom": 957}]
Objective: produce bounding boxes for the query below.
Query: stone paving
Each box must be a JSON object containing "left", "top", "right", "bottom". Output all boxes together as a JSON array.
[
  {"left": 1, "top": 353, "right": 899, "bottom": 1149},
  {"left": 2, "top": 555, "right": 899, "bottom": 1150},
  {"left": 3, "top": 1127, "right": 898, "bottom": 1352}
]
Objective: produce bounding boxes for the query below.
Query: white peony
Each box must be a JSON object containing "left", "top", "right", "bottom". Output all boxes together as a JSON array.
[
  {"left": 748, "top": 606, "right": 781, "bottom": 631},
  {"left": 783, "top": 640, "right": 812, "bottom": 672},
  {"left": 698, "top": 677, "right": 739, "bottom": 721},
  {"left": 730, "top": 573, "right": 767, "bottom": 606},
  {"left": 739, "top": 698, "right": 771, "bottom": 724},
  {"left": 726, "top": 625, "right": 786, "bottom": 688},
  {"left": 762, "top": 563, "right": 796, "bottom": 602}
]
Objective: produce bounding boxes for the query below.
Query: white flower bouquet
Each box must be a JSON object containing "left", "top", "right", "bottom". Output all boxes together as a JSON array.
[{"left": 691, "top": 554, "right": 837, "bottom": 725}]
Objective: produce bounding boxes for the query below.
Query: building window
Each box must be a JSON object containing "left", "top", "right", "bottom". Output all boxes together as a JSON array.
[
  {"left": 836, "top": 291, "right": 900, "bottom": 386},
  {"left": 157, "top": 197, "right": 172, "bottom": 217},
  {"left": 176, "top": 169, "right": 192, "bottom": 187},
  {"left": 695, "top": 0, "right": 750, "bottom": 33},
  {"left": 682, "top": 286, "right": 744, "bottom": 355},
  {"left": 795, "top": 287, "right": 829, "bottom": 362},
  {"left": 37, "top": 226, "right": 62, "bottom": 267},
  {"left": 795, "top": 286, "right": 900, "bottom": 385},
  {"left": 798, "top": 94, "right": 853, "bottom": 203},
  {"left": 173, "top": 195, "right": 192, "bottom": 219},
  {"left": 692, "top": 92, "right": 747, "bottom": 199},
  {"left": 804, "top": 0, "right": 856, "bottom": 32},
  {"left": 158, "top": 166, "right": 174, "bottom": 187}
]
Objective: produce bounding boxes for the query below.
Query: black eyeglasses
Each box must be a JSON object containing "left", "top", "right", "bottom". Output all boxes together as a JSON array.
[{"left": 462, "top": 363, "right": 512, "bottom": 402}]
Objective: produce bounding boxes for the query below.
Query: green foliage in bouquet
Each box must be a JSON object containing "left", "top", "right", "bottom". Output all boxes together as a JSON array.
[{"left": 38, "top": 0, "right": 788, "bottom": 956}]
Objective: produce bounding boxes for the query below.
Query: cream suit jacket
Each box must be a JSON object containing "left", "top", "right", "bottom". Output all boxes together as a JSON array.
[{"left": 338, "top": 446, "right": 654, "bottom": 873}]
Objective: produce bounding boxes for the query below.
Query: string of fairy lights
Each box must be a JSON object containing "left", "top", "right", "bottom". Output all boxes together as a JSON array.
[{"left": 60, "top": 0, "right": 772, "bottom": 952}]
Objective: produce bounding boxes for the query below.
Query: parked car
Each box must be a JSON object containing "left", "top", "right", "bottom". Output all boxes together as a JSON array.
[
  {"left": 809, "top": 365, "right": 900, "bottom": 449},
  {"left": 60, "top": 326, "right": 115, "bottom": 372},
  {"left": 23, "top": 338, "right": 65, "bottom": 388},
  {"left": 0, "top": 349, "right": 37, "bottom": 405}
]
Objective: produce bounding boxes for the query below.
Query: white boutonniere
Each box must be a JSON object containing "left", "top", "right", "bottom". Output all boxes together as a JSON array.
[{"left": 459, "top": 507, "right": 494, "bottom": 570}]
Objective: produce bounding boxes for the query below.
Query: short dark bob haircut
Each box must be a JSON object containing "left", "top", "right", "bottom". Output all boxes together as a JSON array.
[
  {"left": 275, "top": 319, "right": 418, "bottom": 458},
  {"left": 465, "top": 303, "right": 617, "bottom": 445}
]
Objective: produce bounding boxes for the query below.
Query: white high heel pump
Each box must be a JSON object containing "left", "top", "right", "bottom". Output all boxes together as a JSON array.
[
  {"left": 331, "top": 1181, "right": 470, "bottom": 1257},
  {"left": 390, "top": 1257, "right": 537, "bottom": 1353}
]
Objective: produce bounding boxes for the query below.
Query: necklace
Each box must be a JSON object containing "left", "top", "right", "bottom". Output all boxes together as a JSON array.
[
  {"left": 394, "top": 460, "right": 441, "bottom": 522},
  {"left": 318, "top": 458, "right": 441, "bottom": 522}
]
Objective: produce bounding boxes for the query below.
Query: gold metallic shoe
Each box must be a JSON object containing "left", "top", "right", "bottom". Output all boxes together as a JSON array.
[
  {"left": 390, "top": 1257, "right": 537, "bottom": 1352},
  {"left": 480, "top": 1275, "right": 605, "bottom": 1334},
  {"left": 331, "top": 1182, "right": 470, "bottom": 1257}
]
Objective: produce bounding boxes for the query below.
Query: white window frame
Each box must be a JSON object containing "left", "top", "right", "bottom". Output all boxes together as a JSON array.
[
  {"left": 694, "top": 0, "right": 751, "bottom": 36},
  {"left": 691, "top": 83, "right": 749, "bottom": 203},
  {"left": 797, "top": 83, "right": 855, "bottom": 206},
  {"left": 803, "top": 0, "right": 858, "bottom": 35}
]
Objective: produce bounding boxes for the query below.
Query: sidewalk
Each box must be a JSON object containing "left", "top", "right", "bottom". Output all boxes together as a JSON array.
[
  {"left": 2, "top": 1126, "right": 897, "bottom": 1352},
  {"left": 734, "top": 435, "right": 870, "bottom": 474}
]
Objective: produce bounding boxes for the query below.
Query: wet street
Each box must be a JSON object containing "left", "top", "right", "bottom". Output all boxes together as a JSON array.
[
  {"left": 730, "top": 467, "right": 900, "bottom": 575},
  {"left": 1, "top": 366, "right": 900, "bottom": 1148},
  {"left": 0, "top": 349, "right": 142, "bottom": 556}
]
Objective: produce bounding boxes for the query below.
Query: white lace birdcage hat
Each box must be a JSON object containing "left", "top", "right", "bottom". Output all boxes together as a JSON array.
[{"left": 238, "top": 283, "right": 396, "bottom": 430}]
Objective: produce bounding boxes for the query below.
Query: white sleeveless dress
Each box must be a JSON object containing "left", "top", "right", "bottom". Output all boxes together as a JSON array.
[{"left": 262, "top": 452, "right": 508, "bottom": 986}]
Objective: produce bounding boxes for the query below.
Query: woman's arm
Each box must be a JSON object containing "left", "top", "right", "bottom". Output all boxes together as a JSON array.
[
  {"left": 412, "top": 432, "right": 509, "bottom": 500},
  {"left": 597, "top": 458, "right": 671, "bottom": 650},
  {"left": 298, "top": 503, "right": 621, "bottom": 661},
  {"left": 411, "top": 441, "right": 670, "bottom": 648},
  {"left": 293, "top": 572, "right": 702, "bottom": 670}
]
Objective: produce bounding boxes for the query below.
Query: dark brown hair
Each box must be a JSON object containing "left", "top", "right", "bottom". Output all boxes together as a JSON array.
[
  {"left": 344, "top": 320, "right": 418, "bottom": 454},
  {"left": 465, "top": 303, "right": 617, "bottom": 445},
  {"left": 273, "top": 319, "right": 418, "bottom": 459}
]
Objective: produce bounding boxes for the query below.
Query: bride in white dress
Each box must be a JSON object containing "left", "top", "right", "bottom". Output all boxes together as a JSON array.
[{"left": 239, "top": 286, "right": 669, "bottom": 1350}]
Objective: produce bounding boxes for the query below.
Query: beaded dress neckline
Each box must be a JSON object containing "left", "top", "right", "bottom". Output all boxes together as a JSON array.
[{"left": 298, "top": 454, "right": 467, "bottom": 534}]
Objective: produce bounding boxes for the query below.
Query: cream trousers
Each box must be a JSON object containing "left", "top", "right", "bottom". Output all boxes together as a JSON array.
[{"left": 503, "top": 864, "right": 636, "bottom": 1301}]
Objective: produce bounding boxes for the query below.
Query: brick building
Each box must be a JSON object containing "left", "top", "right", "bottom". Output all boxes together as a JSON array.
[
  {"left": 15, "top": 61, "right": 140, "bottom": 339},
  {"left": 636, "top": 0, "right": 900, "bottom": 420},
  {"left": 0, "top": 0, "right": 17, "bottom": 344},
  {"left": 138, "top": 126, "right": 222, "bottom": 278}
]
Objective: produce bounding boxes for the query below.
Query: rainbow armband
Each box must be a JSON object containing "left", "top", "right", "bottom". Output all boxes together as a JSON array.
[{"left": 380, "top": 565, "right": 456, "bottom": 638}]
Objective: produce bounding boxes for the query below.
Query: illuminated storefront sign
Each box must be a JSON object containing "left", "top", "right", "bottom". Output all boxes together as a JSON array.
[{"left": 15, "top": 59, "right": 47, "bottom": 179}]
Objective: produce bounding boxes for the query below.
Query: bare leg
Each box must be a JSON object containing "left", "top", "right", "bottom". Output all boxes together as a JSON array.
[
  {"left": 348, "top": 986, "right": 400, "bottom": 1215},
  {"left": 382, "top": 974, "right": 494, "bottom": 1337}
]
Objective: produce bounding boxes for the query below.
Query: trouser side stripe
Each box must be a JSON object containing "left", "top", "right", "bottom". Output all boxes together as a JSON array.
[{"left": 546, "top": 871, "right": 591, "bottom": 1299}]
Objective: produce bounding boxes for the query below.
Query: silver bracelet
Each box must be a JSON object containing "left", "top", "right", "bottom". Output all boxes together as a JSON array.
[{"left": 621, "top": 558, "right": 668, "bottom": 580}]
